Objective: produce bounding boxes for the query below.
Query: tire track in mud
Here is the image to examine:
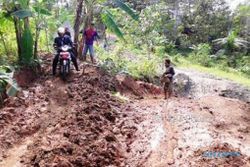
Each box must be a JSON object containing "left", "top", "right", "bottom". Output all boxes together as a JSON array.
[
  {"left": 141, "top": 99, "right": 178, "bottom": 167},
  {"left": 1, "top": 57, "right": 250, "bottom": 167},
  {"left": 1, "top": 62, "right": 133, "bottom": 167},
  {"left": 124, "top": 98, "right": 179, "bottom": 167},
  {"left": 0, "top": 78, "right": 69, "bottom": 167},
  {"left": 129, "top": 96, "right": 250, "bottom": 167},
  {"left": 162, "top": 99, "right": 178, "bottom": 166}
]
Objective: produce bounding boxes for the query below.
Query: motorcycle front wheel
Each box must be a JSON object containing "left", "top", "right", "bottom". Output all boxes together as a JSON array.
[{"left": 61, "top": 60, "right": 69, "bottom": 81}]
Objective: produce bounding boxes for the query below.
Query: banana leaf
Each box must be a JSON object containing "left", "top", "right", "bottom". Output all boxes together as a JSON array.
[
  {"left": 6, "top": 82, "right": 19, "bottom": 97},
  {"left": 33, "top": 6, "right": 52, "bottom": 16},
  {"left": 0, "top": 66, "right": 20, "bottom": 97},
  {"left": 114, "top": 0, "right": 139, "bottom": 21},
  {"left": 102, "top": 10, "right": 125, "bottom": 40},
  {"left": 12, "top": 9, "right": 33, "bottom": 19}
]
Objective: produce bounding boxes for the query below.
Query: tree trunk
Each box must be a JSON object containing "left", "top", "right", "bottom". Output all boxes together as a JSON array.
[
  {"left": 85, "top": 6, "right": 94, "bottom": 29},
  {"left": 173, "top": 0, "right": 179, "bottom": 40},
  {"left": 74, "top": 0, "right": 85, "bottom": 49},
  {"left": 34, "top": 26, "right": 40, "bottom": 59}
]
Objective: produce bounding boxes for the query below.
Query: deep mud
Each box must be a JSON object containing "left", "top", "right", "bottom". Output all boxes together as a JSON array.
[
  {"left": 0, "top": 54, "right": 250, "bottom": 167},
  {"left": 0, "top": 56, "right": 140, "bottom": 167}
]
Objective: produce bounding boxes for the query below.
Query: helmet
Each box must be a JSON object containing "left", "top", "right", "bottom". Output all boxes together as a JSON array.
[{"left": 58, "top": 27, "right": 65, "bottom": 34}]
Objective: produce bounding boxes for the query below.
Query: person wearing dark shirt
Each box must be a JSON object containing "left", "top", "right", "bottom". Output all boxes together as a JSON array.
[
  {"left": 161, "top": 59, "right": 175, "bottom": 99},
  {"left": 82, "top": 22, "right": 99, "bottom": 64},
  {"left": 65, "top": 27, "right": 71, "bottom": 38},
  {"left": 52, "top": 27, "right": 79, "bottom": 75}
]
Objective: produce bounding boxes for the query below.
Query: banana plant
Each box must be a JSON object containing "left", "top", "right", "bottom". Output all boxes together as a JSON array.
[
  {"left": 2, "top": 0, "right": 52, "bottom": 64},
  {"left": 213, "top": 31, "right": 249, "bottom": 53},
  {"left": 101, "top": 0, "right": 139, "bottom": 40},
  {"left": 0, "top": 66, "right": 20, "bottom": 100},
  {"left": 2, "top": 0, "right": 33, "bottom": 64}
]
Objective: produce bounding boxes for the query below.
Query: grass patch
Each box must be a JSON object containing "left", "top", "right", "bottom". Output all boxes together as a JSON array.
[
  {"left": 175, "top": 57, "right": 250, "bottom": 88},
  {"left": 96, "top": 39, "right": 250, "bottom": 88}
]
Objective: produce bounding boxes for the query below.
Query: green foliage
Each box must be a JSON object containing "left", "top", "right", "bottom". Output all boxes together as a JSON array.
[
  {"left": 131, "top": 3, "right": 170, "bottom": 49},
  {"left": 0, "top": 65, "right": 19, "bottom": 102},
  {"left": 114, "top": 0, "right": 139, "bottom": 21},
  {"left": 238, "top": 55, "right": 250, "bottom": 76},
  {"left": 155, "top": 46, "right": 166, "bottom": 58},
  {"left": 164, "top": 42, "right": 176, "bottom": 54},
  {"left": 102, "top": 10, "right": 125, "bottom": 40},
  {"left": 101, "top": 0, "right": 139, "bottom": 40},
  {"left": 0, "top": 12, "right": 18, "bottom": 64},
  {"left": 0, "top": 0, "right": 249, "bottom": 87},
  {"left": 213, "top": 31, "right": 249, "bottom": 53},
  {"left": 182, "top": 0, "right": 230, "bottom": 44},
  {"left": 233, "top": 4, "right": 250, "bottom": 41},
  {"left": 33, "top": 6, "right": 52, "bottom": 16},
  {"left": 21, "top": 27, "right": 34, "bottom": 64},
  {"left": 12, "top": 9, "right": 33, "bottom": 19},
  {"left": 17, "top": 0, "right": 30, "bottom": 9},
  {"left": 97, "top": 42, "right": 160, "bottom": 79},
  {"left": 127, "top": 58, "right": 159, "bottom": 79},
  {"left": 189, "top": 43, "right": 213, "bottom": 67}
]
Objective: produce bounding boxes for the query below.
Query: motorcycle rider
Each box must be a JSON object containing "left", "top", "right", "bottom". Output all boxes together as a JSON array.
[
  {"left": 65, "top": 27, "right": 71, "bottom": 38},
  {"left": 53, "top": 27, "right": 79, "bottom": 75}
]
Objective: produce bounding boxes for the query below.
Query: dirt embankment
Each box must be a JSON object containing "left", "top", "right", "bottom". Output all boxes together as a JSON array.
[{"left": 0, "top": 55, "right": 144, "bottom": 167}]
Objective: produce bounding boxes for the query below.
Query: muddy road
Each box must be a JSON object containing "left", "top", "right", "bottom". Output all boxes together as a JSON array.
[{"left": 0, "top": 56, "right": 250, "bottom": 167}]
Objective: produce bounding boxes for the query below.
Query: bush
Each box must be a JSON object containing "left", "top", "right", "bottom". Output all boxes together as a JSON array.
[
  {"left": 155, "top": 46, "right": 166, "bottom": 58},
  {"left": 238, "top": 55, "right": 250, "bottom": 77},
  {"left": 127, "top": 57, "right": 159, "bottom": 79},
  {"left": 172, "top": 53, "right": 183, "bottom": 64},
  {"left": 97, "top": 46, "right": 128, "bottom": 74},
  {"left": 240, "top": 65, "right": 250, "bottom": 77},
  {"left": 164, "top": 42, "right": 176, "bottom": 54},
  {"left": 97, "top": 43, "right": 160, "bottom": 80},
  {"left": 189, "top": 43, "right": 214, "bottom": 67}
]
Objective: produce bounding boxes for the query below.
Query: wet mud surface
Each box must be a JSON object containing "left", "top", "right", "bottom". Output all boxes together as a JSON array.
[{"left": 0, "top": 55, "right": 250, "bottom": 167}]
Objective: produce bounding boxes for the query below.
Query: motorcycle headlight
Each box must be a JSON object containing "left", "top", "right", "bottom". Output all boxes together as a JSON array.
[{"left": 61, "top": 47, "right": 67, "bottom": 51}]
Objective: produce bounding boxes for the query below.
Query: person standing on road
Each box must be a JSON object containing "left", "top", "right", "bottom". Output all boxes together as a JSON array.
[
  {"left": 82, "top": 22, "right": 100, "bottom": 64},
  {"left": 161, "top": 59, "right": 175, "bottom": 99}
]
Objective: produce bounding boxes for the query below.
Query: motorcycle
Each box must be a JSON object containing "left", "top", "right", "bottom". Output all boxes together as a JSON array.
[{"left": 57, "top": 45, "right": 72, "bottom": 80}]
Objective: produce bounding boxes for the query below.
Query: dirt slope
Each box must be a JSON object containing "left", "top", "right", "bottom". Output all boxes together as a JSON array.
[{"left": 0, "top": 56, "right": 140, "bottom": 167}]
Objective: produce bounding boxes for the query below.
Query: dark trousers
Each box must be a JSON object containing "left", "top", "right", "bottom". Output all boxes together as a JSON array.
[{"left": 53, "top": 52, "right": 79, "bottom": 74}]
